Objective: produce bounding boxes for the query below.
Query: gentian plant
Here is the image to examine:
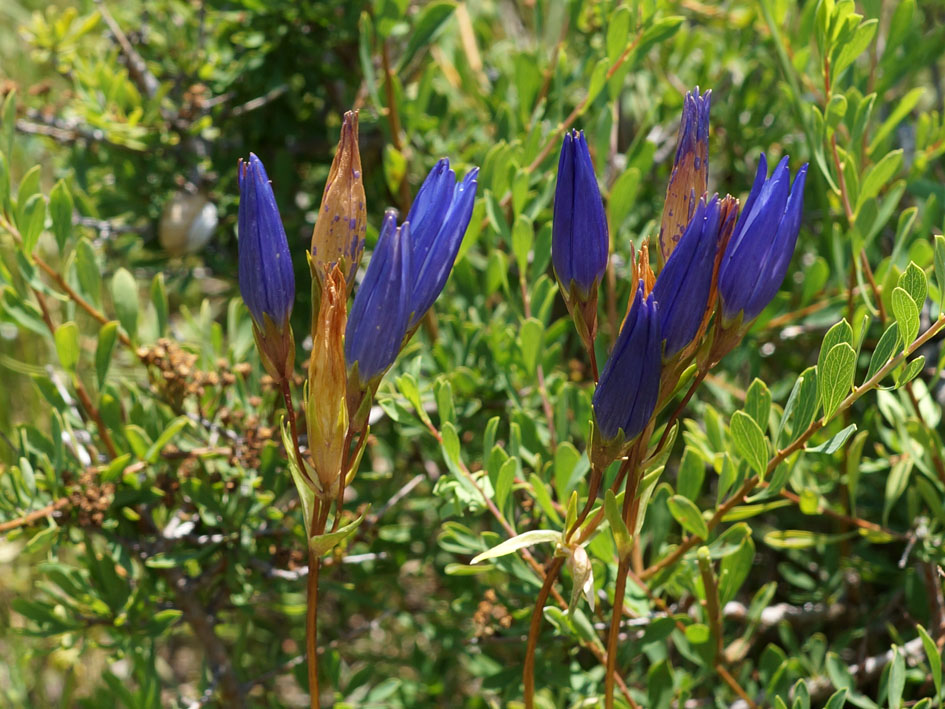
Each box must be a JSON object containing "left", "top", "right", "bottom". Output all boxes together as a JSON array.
[{"left": 237, "top": 114, "right": 479, "bottom": 707}]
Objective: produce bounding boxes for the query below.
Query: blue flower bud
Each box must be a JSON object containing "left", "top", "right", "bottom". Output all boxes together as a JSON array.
[
  {"left": 718, "top": 154, "right": 808, "bottom": 323},
  {"left": 345, "top": 210, "right": 411, "bottom": 384},
  {"left": 652, "top": 195, "right": 721, "bottom": 358},
  {"left": 406, "top": 159, "right": 479, "bottom": 329},
  {"left": 238, "top": 153, "right": 295, "bottom": 330},
  {"left": 659, "top": 87, "right": 711, "bottom": 265},
  {"left": 552, "top": 130, "right": 609, "bottom": 299},
  {"left": 592, "top": 284, "right": 662, "bottom": 442}
]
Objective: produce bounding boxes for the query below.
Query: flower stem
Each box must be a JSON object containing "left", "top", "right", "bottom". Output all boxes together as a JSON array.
[
  {"left": 306, "top": 543, "right": 321, "bottom": 709},
  {"left": 604, "top": 557, "right": 630, "bottom": 709},
  {"left": 523, "top": 556, "right": 565, "bottom": 709}
]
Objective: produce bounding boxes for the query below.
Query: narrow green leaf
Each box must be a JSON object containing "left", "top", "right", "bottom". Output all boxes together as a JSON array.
[
  {"left": 398, "top": 2, "right": 456, "bottom": 70},
  {"left": 111, "top": 268, "right": 138, "bottom": 339},
  {"left": 604, "top": 489, "right": 632, "bottom": 557},
  {"left": 856, "top": 148, "right": 901, "bottom": 212},
  {"left": 585, "top": 57, "right": 609, "bottom": 106},
  {"left": 916, "top": 625, "right": 942, "bottom": 699},
  {"left": 667, "top": 494, "right": 709, "bottom": 539},
  {"left": 18, "top": 193, "right": 45, "bottom": 254},
  {"left": 817, "top": 320, "right": 853, "bottom": 377},
  {"left": 282, "top": 418, "right": 317, "bottom": 537},
  {"left": 1, "top": 90, "right": 15, "bottom": 159},
  {"left": 869, "top": 87, "right": 923, "bottom": 155},
  {"left": 144, "top": 416, "right": 191, "bottom": 463},
  {"left": 763, "top": 530, "right": 855, "bottom": 549},
  {"left": 898, "top": 261, "right": 928, "bottom": 308},
  {"left": 934, "top": 234, "right": 945, "bottom": 313},
  {"left": 95, "top": 321, "right": 119, "bottom": 389},
  {"left": 75, "top": 238, "right": 101, "bottom": 306},
  {"left": 511, "top": 215, "right": 532, "bottom": 276},
  {"left": 730, "top": 411, "right": 769, "bottom": 478},
  {"left": 528, "top": 472, "right": 561, "bottom": 525},
  {"left": 49, "top": 180, "right": 73, "bottom": 254},
  {"left": 886, "top": 645, "right": 904, "bottom": 708},
  {"left": 823, "top": 688, "right": 847, "bottom": 709},
  {"left": 895, "top": 355, "right": 925, "bottom": 388},
  {"left": 519, "top": 317, "right": 544, "bottom": 375},
  {"left": 309, "top": 514, "right": 364, "bottom": 556},
  {"left": 891, "top": 286, "right": 919, "bottom": 345},
  {"left": 606, "top": 5, "right": 632, "bottom": 63},
  {"left": 553, "top": 441, "right": 582, "bottom": 502},
  {"left": 745, "top": 378, "right": 772, "bottom": 429},
  {"left": 806, "top": 423, "right": 857, "bottom": 454},
  {"left": 0, "top": 152, "right": 9, "bottom": 208},
  {"left": 123, "top": 425, "right": 152, "bottom": 460},
  {"left": 495, "top": 457, "right": 517, "bottom": 512},
  {"left": 150, "top": 273, "right": 168, "bottom": 336},
  {"left": 608, "top": 166, "right": 641, "bottom": 229},
  {"left": 677, "top": 447, "right": 705, "bottom": 501},
  {"left": 846, "top": 430, "right": 868, "bottom": 513},
  {"left": 820, "top": 343, "right": 857, "bottom": 420},
  {"left": 778, "top": 366, "right": 819, "bottom": 446},
  {"left": 54, "top": 322, "right": 80, "bottom": 372},
  {"left": 865, "top": 323, "right": 901, "bottom": 383},
  {"left": 470, "top": 529, "right": 560, "bottom": 564}
]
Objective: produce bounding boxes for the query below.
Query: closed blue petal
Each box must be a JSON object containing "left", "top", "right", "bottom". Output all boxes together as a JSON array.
[
  {"left": 407, "top": 167, "right": 479, "bottom": 330},
  {"left": 345, "top": 210, "right": 412, "bottom": 381},
  {"left": 653, "top": 196, "right": 720, "bottom": 357},
  {"left": 552, "top": 130, "right": 608, "bottom": 298},
  {"left": 593, "top": 285, "right": 662, "bottom": 441},
  {"left": 237, "top": 153, "right": 295, "bottom": 329},
  {"left": 741, "top": 164, "right": 809, "bottom": 319},
  {"left": 719, "top": 155, "right": 808, "bottom": 322}
]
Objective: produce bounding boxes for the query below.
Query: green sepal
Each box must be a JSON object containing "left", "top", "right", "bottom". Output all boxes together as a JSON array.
[
  {"left": 309, "top": 514, "right": 364, "bottom": 557},
  {"left": 281, "top": 416, "right": 320, "bottom": 537},
  {"left": 604, "top": 489, "right": 632, "bottom": 559}
]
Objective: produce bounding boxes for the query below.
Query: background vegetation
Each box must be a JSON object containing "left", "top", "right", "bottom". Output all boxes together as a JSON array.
[{"left": 2, "top": 0, "right": 945, "bottom": 706}]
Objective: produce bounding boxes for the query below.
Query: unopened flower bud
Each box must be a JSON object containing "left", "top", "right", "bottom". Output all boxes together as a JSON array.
[
  {"left": 565, "top": 544, "right": 595, "bottom": 613},
  {"left": 311, "top": 111, "right": 367, "bottom": 289},
  {"left": 553, "top": 130, "right": 609, "bottom": 348},
  {"left": 718, "top": 154, "right": 808, "bottom": 324},
  {"left": 652, "top": 195, "right": 721, "bottom": 359},
  {"left": 659, "top": 87, "right": 711, "bottom": 266},
  {"left": 238, "top": 153, "right": 296, "bottom": 381},
  {"left": 306, "top": 267, "right": 349, "bottom": 497},
  {"left": 592, "top": 283, "right": 661, "bottom": 450}
]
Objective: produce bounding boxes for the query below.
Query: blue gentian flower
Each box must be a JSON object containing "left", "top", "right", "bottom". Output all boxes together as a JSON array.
[
  {"left": 238, "top": 153, "right": 295, "bottom": 330},
  {"left": 718, "top": 154, "right": 808, "bottom": 323},
  {"left": 552, "top": 130, "right": 609, "bottom": 299},
  {"left": 592, "top": 283, "right": 662, "bottom": 442},
  {"left": 659, "top": 87, "right": 711, "bottom": 265},
  {"left": 652, "top": 195, "right": 721, "bottom": 358},
  {"left": 406, "top": 159, "right": 479, "bottom": 329},
  {"left": 345, "top": 210, "right": 411, "bottom": 384}
]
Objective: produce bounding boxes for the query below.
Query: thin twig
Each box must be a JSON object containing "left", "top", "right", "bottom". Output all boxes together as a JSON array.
[
  {"left": 641, "top": 315, "right": 945, "bottom": 580},
  {"left": 0, "top": 498, "right": 71, "bottom": 533}
]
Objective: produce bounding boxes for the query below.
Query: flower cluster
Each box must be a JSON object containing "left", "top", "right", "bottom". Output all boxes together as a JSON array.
[
  {"left": 552, "top": 88, "right": 808, "bottom": 459},
  {"left": 236, "top": 111, "right": 479, "bottom": 495}
]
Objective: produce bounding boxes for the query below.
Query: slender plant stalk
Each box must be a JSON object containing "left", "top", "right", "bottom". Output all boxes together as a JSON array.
[
  {"left": 523, "top": 556, "right": 565, "bottom": 709},
  {"left": 604, "top": 556, "right": 630, "bottom": 709},
  {"left": 306, "top": 544, "right": 321, "bottom": 708}
]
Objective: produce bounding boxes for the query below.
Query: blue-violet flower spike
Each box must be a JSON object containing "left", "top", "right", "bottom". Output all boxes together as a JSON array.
[
  {"left": 718, "top": 154, "right": 808, "bottom": 323},
  {"left": 592, "top": 283, "right": 662, "bottom": 442},
  {"left": 659, "top": 87, "right": 711, "bottom": 265},
  {"left": 345, "top": 209, "right": 412, "bottom": 384},
  {"left": 552, "top": 130, "right": 609, "bottom": 299},
  {"left": 652, "top": 195, "right": 721, "bottom": 358},
  {"left": 406, "top": 159, "right": 479, "bottom": 329},
  {"left": 238, "top": 153, "right": 295, "bottom": 330}
]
